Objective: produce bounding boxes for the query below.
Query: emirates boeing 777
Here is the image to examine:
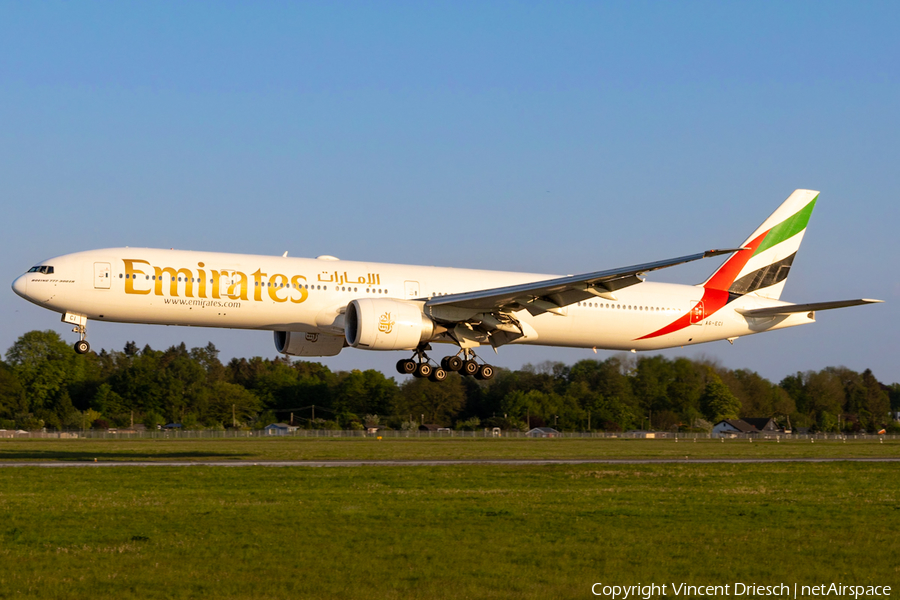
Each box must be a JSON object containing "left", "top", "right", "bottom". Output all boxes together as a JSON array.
[{"left": 12, "top": 190, "right": 881, "bottom": 382}]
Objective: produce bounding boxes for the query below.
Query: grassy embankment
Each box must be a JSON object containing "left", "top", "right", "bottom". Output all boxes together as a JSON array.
[
  {"left": 0, "top": 436, "right": 897, "bottom": 462},
  {"left": 0, "top": 463, "right": 897, "bottom": 599}
]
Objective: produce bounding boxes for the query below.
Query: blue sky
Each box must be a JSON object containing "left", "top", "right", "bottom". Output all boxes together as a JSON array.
[{"left": 2, "top": 1, "right": 898, "bottom": 383}]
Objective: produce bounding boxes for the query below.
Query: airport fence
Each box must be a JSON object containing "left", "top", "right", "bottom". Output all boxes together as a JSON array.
[{"left": 1, "top": 429, "right": 897, "bottom": 441}]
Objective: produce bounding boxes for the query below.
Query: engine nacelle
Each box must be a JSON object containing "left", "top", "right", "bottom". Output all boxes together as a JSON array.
[
  {"left": 344, "top": 298, "right": 435, "bottom": 350},
  {"left": 274, "top": 330, "right": 344, "bottom": 357}
]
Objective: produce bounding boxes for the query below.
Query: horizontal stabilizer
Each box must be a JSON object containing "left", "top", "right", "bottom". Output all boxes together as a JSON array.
[{"left": 736, "top": 299, "right": 883, "bottom": 318}]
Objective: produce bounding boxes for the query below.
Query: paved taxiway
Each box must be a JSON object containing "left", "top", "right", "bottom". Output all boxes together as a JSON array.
[{"left": 0, "top": 458, "right": 898, "bottom": 467}]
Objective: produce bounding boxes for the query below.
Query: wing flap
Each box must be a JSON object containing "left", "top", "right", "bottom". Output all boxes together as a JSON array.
[{"left": 736, "top": 299, "right": 883, "bottom": 318}]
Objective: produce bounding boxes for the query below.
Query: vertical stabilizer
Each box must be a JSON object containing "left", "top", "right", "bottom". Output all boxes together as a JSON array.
[{"left": 703, "top": 189, "right": 819, "bottom": 299}]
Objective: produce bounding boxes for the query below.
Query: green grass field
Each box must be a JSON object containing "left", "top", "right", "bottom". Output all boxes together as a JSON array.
[
  {"left": 1, "top": 439, "right": 897, "bottom": 599},
  {"left": 0, "top": 464, "right": 897, "bottom": 599},
  {"left": 1, "top": 436, "right": 898, "bottom": 462}
]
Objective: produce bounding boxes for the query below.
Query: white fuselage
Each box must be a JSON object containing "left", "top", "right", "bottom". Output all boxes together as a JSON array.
[{"left": 12, "top": 248, "right": 813, "bottom": 352}]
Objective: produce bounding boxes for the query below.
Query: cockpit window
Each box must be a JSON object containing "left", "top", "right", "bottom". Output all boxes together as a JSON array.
[{"left": 27, "top": 266, "right": 54, "bottom": 274}]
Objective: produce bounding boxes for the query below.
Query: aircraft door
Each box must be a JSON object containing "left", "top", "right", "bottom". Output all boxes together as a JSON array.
[
  {"left": 689, "top": 300, "right": 704, "bottom": 325},
  {"left": 94, "top": 262, "right": 111, "bottom": 289},
  {"left": 404, "top": 281, "right": 420, "bottom": 299}
]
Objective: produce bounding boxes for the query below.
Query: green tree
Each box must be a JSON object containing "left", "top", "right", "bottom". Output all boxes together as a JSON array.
[
  {"left": 205, "top": 381, "right": 262, "bottom": 427},
  {"left": 632, "top": 355, "right": 673, "bottom": 416},
  {"left": 396, "top": 375, "right": 466, "bottom": 425},
  {"left": 700, "top": 373, "right": 741, "bottom": 423},
  {"left": 860, "top": 369, "right": 890, "bottom": 431},
  {"left": 6, "top": 330, "right": 87, "bottom": 413},
  {"left": 143, "top": 410, "right": 164, "bottom": 430},
  {"left": 804, "top": 370, "right": 845, "bottom": 430},
  {"left": 91, "top": 383, "right": 128, "bottom": 421},
  {"left": 500, "top": 389, "right": 579, "bottom": 429},
  {"left": 0, "top": 362, "right": 27, "bottom": 419},
  {"left": 333, "top": 369, "right": 397, "bottom": 417}
]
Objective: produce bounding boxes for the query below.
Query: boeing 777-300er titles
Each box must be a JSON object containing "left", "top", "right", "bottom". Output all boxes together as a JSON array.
[{"left": 12, "top": 190, "right": 882, "bottom": 382}]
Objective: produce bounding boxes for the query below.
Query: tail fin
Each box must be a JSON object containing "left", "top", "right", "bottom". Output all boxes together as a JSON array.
[{"left": 703, "top": 189, "right": 819, "bottom": 300}]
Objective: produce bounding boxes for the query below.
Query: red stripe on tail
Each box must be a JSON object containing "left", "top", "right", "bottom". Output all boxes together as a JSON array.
[
  {"left": 703, "top": 230, "right": 767, "bottom": 291},
  {"left": 635, "top": 232, "right": 768, "bottom": 341}
]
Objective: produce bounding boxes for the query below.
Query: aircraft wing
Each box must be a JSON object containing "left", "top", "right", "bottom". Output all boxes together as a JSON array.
[
  {"left": 736, "top": 299, "right": 883, "bottom": 318},
  {"left": 425, "top": 248, "right": 741, "bottom": 317}
]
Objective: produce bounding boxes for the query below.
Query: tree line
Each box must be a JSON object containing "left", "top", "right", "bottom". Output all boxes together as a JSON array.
[{"left": 1, "top": 330, "right": 897, "bottom": 433}]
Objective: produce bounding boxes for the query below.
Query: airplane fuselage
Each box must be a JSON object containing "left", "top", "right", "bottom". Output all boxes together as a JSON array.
[{"left": 12, "top": 247, "right": 812, "bottom": 353}]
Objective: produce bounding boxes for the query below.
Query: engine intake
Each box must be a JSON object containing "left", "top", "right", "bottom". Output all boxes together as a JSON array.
[{"left": 345, "top": 298, "right": 434, "bottom": 350}]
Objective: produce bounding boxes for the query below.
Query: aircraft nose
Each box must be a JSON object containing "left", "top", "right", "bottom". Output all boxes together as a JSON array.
[{"left": 11, "top": 275, "right": 27, "bottom": 299}]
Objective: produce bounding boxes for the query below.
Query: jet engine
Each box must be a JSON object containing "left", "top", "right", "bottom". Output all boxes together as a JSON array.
[
  {"left": 274, "top": 330, "right": 344, "bottom": 357},
  {"left": 344, "top": 298, "right": 435, "bottom": 350}
]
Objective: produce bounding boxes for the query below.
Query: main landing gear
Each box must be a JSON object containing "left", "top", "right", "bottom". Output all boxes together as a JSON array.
[{"left": 395, "top": 347, "right": 495, "bottom": 382}]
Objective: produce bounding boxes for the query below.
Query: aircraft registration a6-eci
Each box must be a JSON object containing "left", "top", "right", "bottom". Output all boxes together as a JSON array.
[{"left": 12, "top": 189, "right": 882, "bottom": 382}]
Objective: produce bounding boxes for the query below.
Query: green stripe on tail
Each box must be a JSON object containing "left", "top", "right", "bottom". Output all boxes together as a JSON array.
[{"left": 753, "top": 195, "right": 818, "bottom": 256}]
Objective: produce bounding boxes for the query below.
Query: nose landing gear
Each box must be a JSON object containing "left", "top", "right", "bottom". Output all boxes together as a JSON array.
[
  {"left": 74, "top": 337, "right": 90, "bottom": 354},
  {"left": 64, "top": 312, "right": 91, "bottom": 354}
]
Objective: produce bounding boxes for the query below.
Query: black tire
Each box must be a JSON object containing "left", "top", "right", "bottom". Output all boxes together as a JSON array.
[
  {"left": 446, "top": 356, "right": 463, "bottom": 371},
  {"left": 397, "top": 359, "right": 417, "bottom": 375},
  {"left": 462, "top": 360, "right": 479, "bottom": 376},
  {"left": 416, "top": 363, "right": 433, "bottom": 378},
  {"left": 429, "top": 367, "right": 448, "bottom": 382},
  {"left": 74, "top": 340, "right": 90, "bottom": 354},
  {"left": 478, "top": 364, "right": 494, "bottom": 380},
  {"left": 440, "top": 357, "right": 449, "bottom": 370}
]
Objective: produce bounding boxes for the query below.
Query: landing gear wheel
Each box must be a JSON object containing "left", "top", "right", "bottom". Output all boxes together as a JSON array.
[
  {"left": 462, "top": 360, "right": 479, "bottom": 377},
  {"left": 74, "top": 340, "right": 90, "bottom": 355},
  {"left": 429, "top": 367, "right": 448, "bottom": 382},
  {"left": 475, "top": 364, "right": 494, "bottom": 381},
  {"left": 445, "top": 356, "right": 463, "bottom": 371},
  {"left": 415, "top": 363, "right": 433, "bottom": 379},
  {"left": 396, "top": 359, "right": 417, "bottom": 375}
]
